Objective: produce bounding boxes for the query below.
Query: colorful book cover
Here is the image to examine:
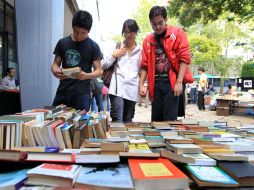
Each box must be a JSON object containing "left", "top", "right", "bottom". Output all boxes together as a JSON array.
[
  {"left": 128, "top": 144, "right": 152, "bottom": 153},
  {"left": 128, "top": 158, "right": 188, "bottom": 180},
  {"left": 27, "top": 163, "right": 81, "bottom": 178},
  {"left": 186, "top": 165, "right": 238, "bottom": 184},
  {"left": 0, "top": 169, "right": 29, "bottom": 189}
]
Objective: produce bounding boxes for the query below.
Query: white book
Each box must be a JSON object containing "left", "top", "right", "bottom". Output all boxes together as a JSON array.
[
  {"left": 10, "top": 123, "right": 16, "bottom": 150},
  {"left": 108, "top": 136, "right": 129, "bottom": 142},
  {"left": 129, "top": 139, "right": 147, "bottom": 144},
  {"left": 27, "top": 163, "right": 81, "bottom": 179},
  {"left": 75, "top": 154, "right": 120, "bottom": 163},
  {"left": 6, "top": 124, "right": 11, "bottom": 150},
  {"left": 74, "top": 164, "right": 134, "bottom": 189},
  {"left": 219, "top": 139, "right": 254, "bottom": 152},
  {"left": 168, "top": 144, "right": 203, "bottom": 154},
  {"left": 62, "top": 67, "right": 81, "bottom": 78},
  {"left": 55, "top": 124, "right": 66, "bottom": 149},
  {"left": 183, "top": 153, "right": 216, "bottom": 166}
]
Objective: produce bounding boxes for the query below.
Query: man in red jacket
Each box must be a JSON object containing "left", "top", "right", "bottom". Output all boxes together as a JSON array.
[{"left": 139, "top": 6, "right": 191, "bottom": 121}]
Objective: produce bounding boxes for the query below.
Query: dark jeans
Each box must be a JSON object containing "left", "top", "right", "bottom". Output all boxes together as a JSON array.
[
  {"left": 91, "top": 93, "right": 104, "bottom": 112},
  {"left": 190, "top": 87, "right": 197, "bottom": 103},
  {"left": 109, "top": 94, "right": 136, "bottom": 123},
  {"left": 198, "top": 91, "right": 205, "bottom": 110},
  {"left": 53, "top": 94, "right": 91, "bottom": 111},
  {"left": 152, "top": 78, "right": 179, "bottom": 121}
]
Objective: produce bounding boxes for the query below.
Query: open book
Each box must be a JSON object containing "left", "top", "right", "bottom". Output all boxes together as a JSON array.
[{"left": 62, "top": 67, "right": 81, "bottom": 78}]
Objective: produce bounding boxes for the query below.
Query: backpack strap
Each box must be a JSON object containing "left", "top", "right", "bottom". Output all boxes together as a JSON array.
[{"left": 114, "top": 42, "right": 121, "bottom": 95}]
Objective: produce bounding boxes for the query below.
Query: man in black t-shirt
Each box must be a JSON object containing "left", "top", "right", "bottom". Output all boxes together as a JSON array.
[{"left": 51, "top": 10, "right": 102, "bottom": 111}]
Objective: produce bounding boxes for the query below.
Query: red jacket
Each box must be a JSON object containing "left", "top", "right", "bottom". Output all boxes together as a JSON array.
[{"left": 141, "top": 26, "right": 191, "bottom": 101}]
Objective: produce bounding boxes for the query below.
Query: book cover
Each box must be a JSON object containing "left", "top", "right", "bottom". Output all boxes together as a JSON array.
[
  {"left": 0, "top": 169, "right": 29, "bottom": 190},
  {"left": 161, "top": 149, "right": 195, "bottom": 164},
  {"left": 128, "top": 158, "right": 188, "bottom": 190},
  {"left": 218, "top": 161, "right": 254, "bottom": 178},
  {"left": 74, "top": 164, "right": 134, "bottom": 189},
  {"left": 27, "top": 163, "right": 81, "bottom": 178},
  {"left": 167, "top": 143, "right": 203, "bottom": 154},
  {"left": 128, "top": 144, "right": 152, "bottom": 153},
  {"left": 186, "top": 165, "right": 238, "bottom": 185}
]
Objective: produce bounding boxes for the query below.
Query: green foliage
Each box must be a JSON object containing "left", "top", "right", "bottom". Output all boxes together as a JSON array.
[
  {"left": 131, "top": 0, "right": 156, "bottom": 44},
  {"left": 112, "top": 35, "right": 123, "bottom": 43},
  {"left": 241, "top": 60, "right": 254, "bottom": 77},
  {"left": 111, "top": 0, "right": 181, "bottom": 44},
  {"left": 189, "top": 35, "right": 221, "bottom": 65},
  {"left": 167, "top": 0, "right": 254, "bottom": 28}
]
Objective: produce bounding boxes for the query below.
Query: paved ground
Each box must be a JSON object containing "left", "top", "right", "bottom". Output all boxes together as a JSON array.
[{"left": 133, "top": 103, "right": 254, "bottom": 127}]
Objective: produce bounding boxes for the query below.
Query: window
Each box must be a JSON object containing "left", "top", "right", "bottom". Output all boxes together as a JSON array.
[
  {"left": 8, "top": 34, "right": 17, "bottom": 62},
  {"left": 6, "top": 5, "right": 14, "bottom": 33},
  {"left": 0, "top": 1, "right": 3, "bottom": 28}
]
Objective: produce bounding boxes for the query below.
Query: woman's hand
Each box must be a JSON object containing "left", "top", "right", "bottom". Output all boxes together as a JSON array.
[
  {"left": 112, "top": 47, "right": 127, "bottom": 58},
  {"left": 139, "top": 85, "right": 147, "bottom": 98}
]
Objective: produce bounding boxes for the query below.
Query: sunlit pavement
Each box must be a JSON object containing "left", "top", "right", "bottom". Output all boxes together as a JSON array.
[{"left": 133, "top": 103, "right": 254, "bottom": 127}]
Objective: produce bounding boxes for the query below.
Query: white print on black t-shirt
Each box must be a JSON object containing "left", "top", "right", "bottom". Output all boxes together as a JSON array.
[{"left": 65, "top": 49, "right": 81, "bottom": 67}]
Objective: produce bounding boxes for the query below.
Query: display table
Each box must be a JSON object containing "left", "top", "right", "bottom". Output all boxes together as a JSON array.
[
  {"left": 216, "top": 97, "right": 238, "bottom": 116},
  {"left": 0, "top": 89, "right": 21, "bottom": 115}
]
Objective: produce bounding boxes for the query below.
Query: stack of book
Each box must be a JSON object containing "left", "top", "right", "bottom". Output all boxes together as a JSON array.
[{"left": 3, "top": 109, "right": 254, "bottom": 189}]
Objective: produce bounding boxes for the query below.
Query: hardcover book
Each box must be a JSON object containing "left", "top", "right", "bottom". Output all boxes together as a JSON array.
[
  {"left": 27, "top": 163, "right": 81, "bottom": 187},
  {"left": 128, "top": 158, "right": 189, "bottom": 190}
]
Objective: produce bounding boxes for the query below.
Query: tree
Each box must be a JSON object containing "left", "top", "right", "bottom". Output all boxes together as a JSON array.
[
  {"left": 132, "top": 0, "right": 162, "bottom": 44},
  {"left": 186, "top": 18, "right": 246, "bottom": 92},
  {"left": 241, "top": 59, "right": 254, "bottom": 77},
  {"left": 189, "top": 35, "right": 221, "bottom": 66},
  {"left": 112, "top": 0, "right": 179, "bottom": 44},
  {"left": 167, "top": 0, "right": 254, "bottom": 28}
]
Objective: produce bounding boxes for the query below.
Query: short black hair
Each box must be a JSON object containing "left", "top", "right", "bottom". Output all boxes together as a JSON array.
[
  {"left": 149, "top": 6, "right": 167, "bottom": 20},
  {"left": 72, "top": 10, "right": 93, "bottom": 31},
  {"left": 198, "top": 66, "right": 205, "bottom": 72},
  {"left": 228, "top": 84, "right": 232, "bottom": 89},
  {"left": 121, "top": 19, "right": 140, "bottom": 35},
  {"left": 6, "top": 68, "right": 14, "bottom": 73}
]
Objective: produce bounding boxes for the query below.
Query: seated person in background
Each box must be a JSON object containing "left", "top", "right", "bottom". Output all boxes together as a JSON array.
[
  {"left": 223, "top": 84, "right": 232, "bottom": 95},
  {"left": 1, "top": 68, "right": 17, "bottom": 89},
  {"left": 207, "top": 82, "right": 216, "bottom": 95}
]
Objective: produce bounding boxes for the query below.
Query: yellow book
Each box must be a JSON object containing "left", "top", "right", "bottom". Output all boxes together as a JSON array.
[
  {"left": 129, "top": 144, "right": 151, "bottom": 153},
  {"left": 140, "top": 163, "right": 173, "bottom": 177},
  {"left": 203, "top": 148, "right": 235, "bottom": 154}
]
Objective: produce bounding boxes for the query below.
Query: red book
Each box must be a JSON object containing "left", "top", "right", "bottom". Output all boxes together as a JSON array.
[{"left": 128, "top": 158, "right": 189, "bottom": 190}]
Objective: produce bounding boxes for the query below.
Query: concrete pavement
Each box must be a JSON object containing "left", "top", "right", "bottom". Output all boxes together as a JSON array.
[{"left": 133, "top": 103, "right": 254, "bottom": 127}]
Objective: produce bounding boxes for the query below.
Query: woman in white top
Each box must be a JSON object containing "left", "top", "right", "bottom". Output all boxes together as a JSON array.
[{"left": 101, "top": 19, "right": 141, "bottom": 122}]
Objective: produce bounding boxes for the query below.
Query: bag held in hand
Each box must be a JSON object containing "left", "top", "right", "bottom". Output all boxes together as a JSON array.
[{"left": 102, "top": 43, "right": 121, "bottom": 88}]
